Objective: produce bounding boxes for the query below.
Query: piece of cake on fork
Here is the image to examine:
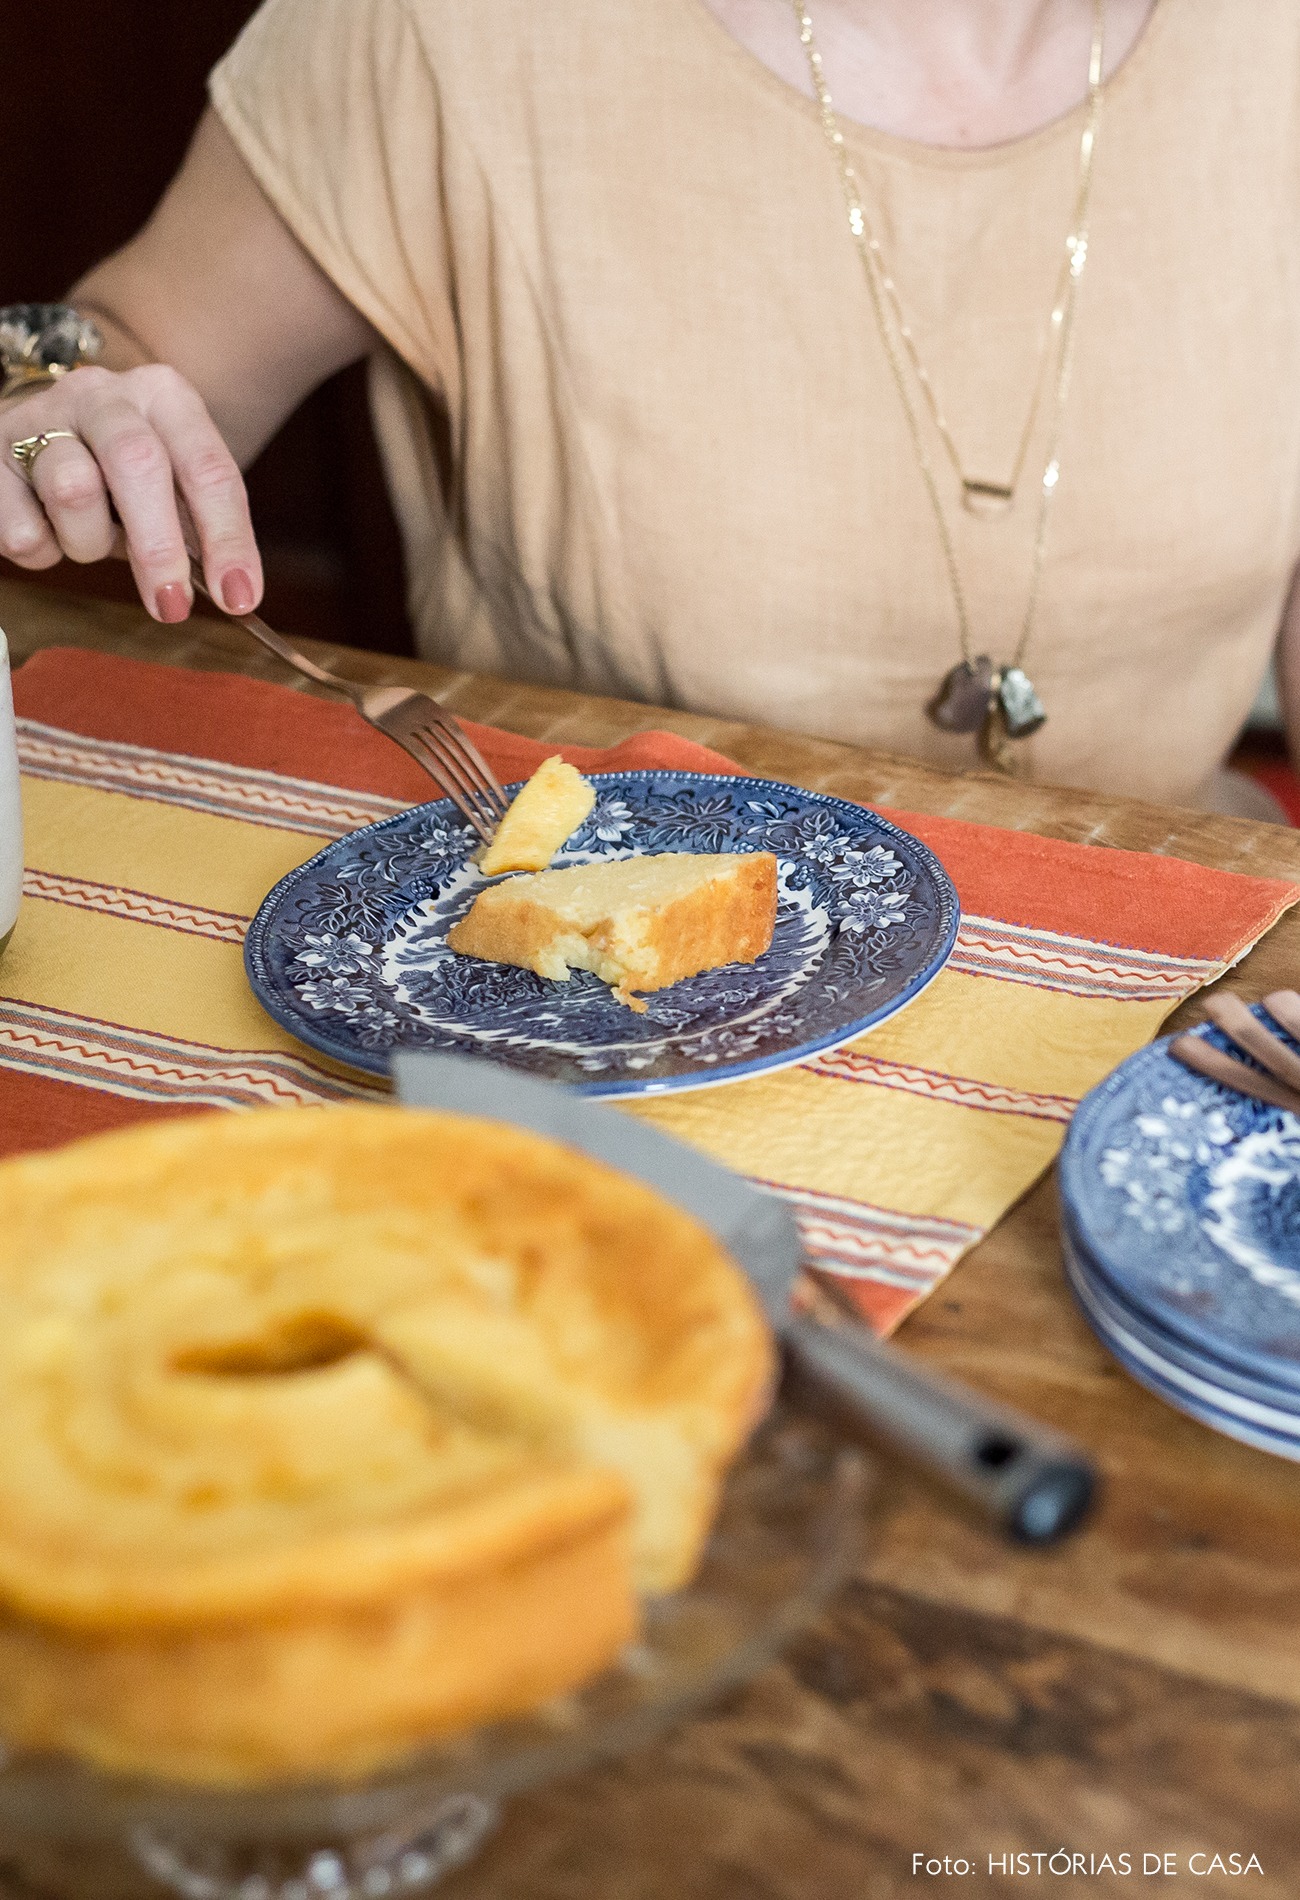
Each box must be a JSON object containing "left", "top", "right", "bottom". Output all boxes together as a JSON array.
[
  {"left": 478, "top": 756, "right": 596, "bottom": 875},
  {"left": 447, "top": 851, "right": 778, "bottom": 1010}
]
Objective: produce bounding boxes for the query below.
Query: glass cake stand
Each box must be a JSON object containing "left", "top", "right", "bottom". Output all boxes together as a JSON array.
[{"left": 0, "top": 1409, "right": 866, "bottom": 1900}]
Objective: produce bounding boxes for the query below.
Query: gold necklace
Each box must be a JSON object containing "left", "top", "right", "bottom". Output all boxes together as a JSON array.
[{"left": 793, "top": 0, "right": 1106, "bottom": 770}]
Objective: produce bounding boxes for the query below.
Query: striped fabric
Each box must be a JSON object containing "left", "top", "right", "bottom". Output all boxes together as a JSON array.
[
  {"left": 5, "top": 647, "right": 1297, "bottom": 1336},
  {"left": 18, "top": 718, "right": 404, "bottom": 836},
  {"left": 945, "top": 917, "right": 1219, "bottom": 1002}
]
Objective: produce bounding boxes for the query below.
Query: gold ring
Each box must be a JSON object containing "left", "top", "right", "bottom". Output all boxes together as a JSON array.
[{"left": 10, "top": 430, "right": 82, "bottom": 479}]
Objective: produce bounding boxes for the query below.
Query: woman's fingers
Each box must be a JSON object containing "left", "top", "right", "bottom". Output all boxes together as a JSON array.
[
  {"left": 76, "top": 392, "right": 195, "bottom": 621},
  {"left": 25, "top": 434, "right": 118, "bottom": 566},
  {"left": 0, "top": 465, "right": 62, "bottom": 570},
  {"left": 135, "top": 367, "right": 262, "bottom": 614},
  {"left": 0, "top": 363, "right": 263, "bottom": 622}
]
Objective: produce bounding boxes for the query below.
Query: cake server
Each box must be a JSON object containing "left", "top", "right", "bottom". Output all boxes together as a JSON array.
[{"left": 392, "top": 1051, "right": 1097, "bottom": 1546}]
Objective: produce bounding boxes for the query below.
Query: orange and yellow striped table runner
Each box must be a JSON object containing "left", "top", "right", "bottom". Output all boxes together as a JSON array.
[{"left": 6, "top": 647, "right": 1297, "bottom": 1336}]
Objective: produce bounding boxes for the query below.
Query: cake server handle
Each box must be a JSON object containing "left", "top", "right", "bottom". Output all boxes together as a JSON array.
[{"left": 785, "top": 1312, "right": 1097, "bottom": 1545}]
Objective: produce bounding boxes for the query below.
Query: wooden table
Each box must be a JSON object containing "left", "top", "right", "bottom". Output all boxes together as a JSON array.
[{"left": 6, "top": 574, "right": 1300, "bottom": 1899}]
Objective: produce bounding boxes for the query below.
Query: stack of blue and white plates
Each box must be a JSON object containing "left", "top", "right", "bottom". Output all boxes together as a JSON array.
[{"left": 1059, "top": 1005, "right": 1300, "bottom": 1457}]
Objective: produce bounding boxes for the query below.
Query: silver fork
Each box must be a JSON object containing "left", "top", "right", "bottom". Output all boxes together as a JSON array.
[
  {"left": 189, "top": 560, "right": 510, "bottom": 843},
  {"left": 1170, "top": 990, "right": 1300, "bottom": 1114},
  {"left": 6, "top": 442, "right": 510, "bottom": 844}
]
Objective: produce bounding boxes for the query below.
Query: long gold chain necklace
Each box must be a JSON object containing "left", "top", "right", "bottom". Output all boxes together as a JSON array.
[{"left": 792, "top": 0, "right": 1106, "bottom": 770}]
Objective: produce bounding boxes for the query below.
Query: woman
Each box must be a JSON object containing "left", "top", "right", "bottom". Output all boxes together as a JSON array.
[{"left": 0, "top": 0, "right": 1291, "bottom": 812}]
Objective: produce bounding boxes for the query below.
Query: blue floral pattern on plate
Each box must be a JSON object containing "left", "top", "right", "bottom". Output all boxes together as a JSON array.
[
  {"left": 244, "top": 771, "right": 959, "bottom": 1097},
  {"left": 1059, "top": 1007, "right": 1300, "bottom": 1389},
  {"left": 1060, "top": 1225, "right": 1300, "bottom": 1455}
]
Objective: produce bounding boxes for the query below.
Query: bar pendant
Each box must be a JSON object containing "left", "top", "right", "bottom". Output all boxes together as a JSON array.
[{"left": 962, "top": 479, "right": 1015, "bottom": 519}]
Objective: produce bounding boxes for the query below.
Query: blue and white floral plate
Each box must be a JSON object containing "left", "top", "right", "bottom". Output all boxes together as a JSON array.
[
  {"left": 1061, "top": 1227, "right": 1300, "bottom": 1458},
  {"left": 244, "top": 770, "right": 959, "bottom": 1097},
  {"left": 1059, "top": 1007, "right": 1300, "bottom": 1452}
]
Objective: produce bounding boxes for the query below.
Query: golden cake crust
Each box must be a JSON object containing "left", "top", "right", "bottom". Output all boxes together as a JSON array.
[
  {"left": 0, "top": 1508, "right": 631, "bottom": 1786},
  {"left": 0, "top": 1107, "right": 774, "bottom": 1783}
]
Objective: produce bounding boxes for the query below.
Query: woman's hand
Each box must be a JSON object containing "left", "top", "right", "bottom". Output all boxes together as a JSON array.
[
  {"left": 0, "top": 104, "right": 381, "bottom": 626},
  {"left": 0, "top": 362, "right": 262, "bottom": 622}
]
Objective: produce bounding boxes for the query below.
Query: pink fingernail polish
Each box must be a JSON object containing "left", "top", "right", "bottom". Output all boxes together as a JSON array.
[
  {"left": 156, "top": 581, "right": 191, "bottom": 624},
  {"left": 222, "top": 568, "right": 256, "bottom": 614}
]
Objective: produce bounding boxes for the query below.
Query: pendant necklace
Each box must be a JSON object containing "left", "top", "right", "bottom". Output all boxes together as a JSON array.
[{"left": 793, "top": 0, "right": 1106, "bottom": 771}]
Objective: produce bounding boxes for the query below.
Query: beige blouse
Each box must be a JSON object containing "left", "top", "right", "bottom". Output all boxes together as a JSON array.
[{"left": 210, "top": 0, "right": 1300, "bottom": 807}]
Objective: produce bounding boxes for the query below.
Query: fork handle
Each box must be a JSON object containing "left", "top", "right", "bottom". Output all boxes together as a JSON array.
[
  {"left": 187, "top": 559, "right": 357, "bottom": 699},
  {"left": 1169, "top": 1032, "right": 1300, "bottom": 1115},
  {"left": 1204, "top": 992, "right": 1300, "bottom": 1093}
]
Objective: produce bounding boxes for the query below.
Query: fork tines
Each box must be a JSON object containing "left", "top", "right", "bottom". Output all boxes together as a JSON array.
[
  {"left": 410, "top": 721, "right": 510, "bottom": 841},
  {"left": 382, "top": 697, "right": 511, "bottom": 845}
]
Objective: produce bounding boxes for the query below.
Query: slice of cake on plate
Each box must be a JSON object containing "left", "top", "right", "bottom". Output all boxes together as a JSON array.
[{"left": 447, "top": 852, "right": 778, "bottom": 1010}]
